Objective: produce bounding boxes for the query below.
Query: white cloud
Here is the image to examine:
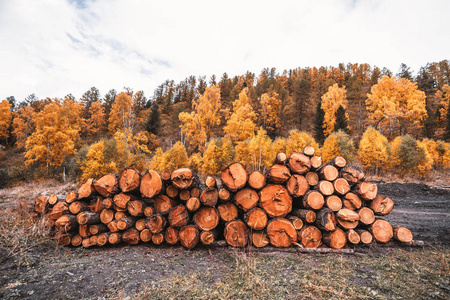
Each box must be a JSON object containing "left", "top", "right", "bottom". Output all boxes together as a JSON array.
[{"left": 0, "top": 0, "right": 449, "bottom": 102}]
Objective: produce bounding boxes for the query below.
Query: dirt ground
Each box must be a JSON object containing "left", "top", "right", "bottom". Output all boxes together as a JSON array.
[{"left": 0, "top": 182, "right": 449, "bottom": 299}]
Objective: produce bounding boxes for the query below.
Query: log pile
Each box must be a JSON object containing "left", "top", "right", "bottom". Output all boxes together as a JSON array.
[{"left": 34, "top": 148, "right": 414, "bottom": 250}]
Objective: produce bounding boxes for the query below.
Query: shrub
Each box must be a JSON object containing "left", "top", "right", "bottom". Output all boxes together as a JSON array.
[
  {"left": 390, "top": 135, "right": 432, "bottom": 176},
  {"left": 285, "top": 130, "right": 320, "bottom": 156},
  {"left": 358, "top": 127, "right": 389, "bottom": 173},
  {"left": 321, "top": 130, "right": 354, "bottom": 163}
]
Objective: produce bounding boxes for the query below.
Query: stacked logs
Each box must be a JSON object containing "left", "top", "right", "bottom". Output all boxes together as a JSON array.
[{"left": 34, "top": 148, "right": 414, "bottom": 250}]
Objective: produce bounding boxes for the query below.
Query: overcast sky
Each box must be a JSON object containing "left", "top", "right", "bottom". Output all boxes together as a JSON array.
[{"left": 0, "top": 0, "right": 449, "bottom": 102}]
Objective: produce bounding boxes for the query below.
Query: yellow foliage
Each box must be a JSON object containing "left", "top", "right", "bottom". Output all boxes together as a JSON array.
[
  {"left": 189, "top": 152, "right": 203, "bottom": 173},
  {"left": 437, "top": 84, "right": 450, "bottom": 123},
  {"left": 321, "top": 130, "right": 355, "bottom": 163},
  {"left": 150, "top": 142, "right": 189, "bottom": 172},
  {"left": 421, "top": 138, "right": 450, "bottom": 169},
  {"left": 389, "top": 135, "right": 432, "bottom": 176},
  {"left": 366, "top": 76, "right": 427, "bottom": 135},
  {"left": 13, "top": 106, "right": 34, "bottom": 148},
  {"left": 79, "top": 141, "right": 117, "bottom": 181},
  {"left": 0, "top": 100, "right": 12, "bottom": 141},
  {"left": 285, "top": 129, "right": 320, "bottom": 156},
  {"left": 358, "top": 127, "right": 389, "bottom": 172},
  {"left": 179, "top": 85, "right": 222, "bottom": 151},
  {"left": 223, "top": 88, "right": 257, "bottom": 143},
  {"left": 272, "top": 137, "right": 286, "bottom": 156},
  {"left": 86, "top": 100, "right": 105, "bottom": 137},
  {"left": 202, "top": 138, "right": 235, "bottom": 175},
  {"left": 108, "top": 92, "right": 135, "bottom": 135},
  {"left": 321, "top": 84, "right": 348, "bottom": 136},
  {"left": 235, "top": 128, "right": 274, "bottom": 172},
  {"left": 260, "top": 90, "right": 281, "bottom": 134},
  {"left": 25, "top": 99, "right": 81, "bottom": 171},
  {"left": 149, "top": 147, "right": 165, "bottom": 172},
  {"left": 417, "top": 140, "right": 433, "bottom": 176},
  {"left": 388, "top": 136, "right": 402, "bottom": 170}
]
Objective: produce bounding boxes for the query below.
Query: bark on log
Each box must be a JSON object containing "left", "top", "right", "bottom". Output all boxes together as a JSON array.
[
  {"left": 171, "top": 168, "right": 196, "bottom": 190},
  {"left": 193, "top": 207, "right": 219, "bottom": 231},
  {"left": 217, "top": 202, "right": 239, "bottom": 222},
  {"left": 259, "top": 185, "right": 292, "bottom": 218},
  {"left": 315, "top": 208, "right": 337, "bottom": 231},
  {"left": 117, "top": 216, "right": 136, "bottom": 230},
  {"left": 248, "top": 171, "right": 266, "bottom": 190},
  {"left": 113, "top": 193, "right": 136, "bottom": 211},
  {"left": 235, "top": 188, "right": 259, "bottom": 212},
  {"left": 322, "top": 227, "right": 347, "bottom": 249},
  {"left": 340, "top": 165, "right": 365, "bottom": 185},
  {"left": 286, "top": 174, "right": 309, "bottom": 198},
  {"left": 34, "top": 195, "right": 48, "bottom": 214},
  {"left": 179, "top": 189, "right": 191, "bottom": 202},
  {"left": 356, "top": 229, "right": 373, "bottom": 244},
  {"left": 286, "top": 215, "right": 304, "bottom": 230},
  {"left": 342, "top": 192, "right": 362, "bottom": 210},
  {"left": 89, "top": 224, "right": 108, "bottom": 235},
  {"left": 267, "top": 164, "right": 291, "bottom": 184},
  {"left": 140, "top": 170, "right": 163, "bottom": 198},
  {"left": 244, "top": 207, "right": 268, "bottom": 231},
  {"left": 370, "top": 195, "right": 395, "bottom": 216},
  {"left": 152, "top": 233, "right": 164, "bottom": 245},
  {"left": 108, "top": 232, "right": 122, "bottom": 245},
  {"left": 200, "top": 188, "right": 219, "bottom": 207},
  {"left": 251, "top": 231, "right": 270, "bottom": 248},
  {"left": 119, "top": 167, "right": 142, "bottom": 193},
  {"left": 166, "top": 185, "right": 179, "bottom": 198},
  {"left": 93, "top": 174, "right": 119, "bottom": 197},
  {"left": 298, "top": 225, "right": 322, "bottom": 248},
  {"left": 266, "top": 218, "right": 298, "bottom": 247},
  {"left": 221, "top": 163, "right": 248, "bottom": 192},
  {"left": 393, "top": 226, "right": 413, "bottom": 243},
  {"left": 224, "top": 220, "right": 248, "bottom": 247},
  {"left": 77, "top": 212, "right": 100, "bottom": 225},
  {"left": 200, "top": 230, "right": 218, "bottom": 245},
  {"left": 123, "top": 228, "right": 140, "bottom": 245},
  {"left": 302, "top": 190, "right": 324, "bottom": 210},
  {"left": 291, "top": 209, "right": 316, "bottom": 223},
  {"left": 55, "top": 214, "right": 78, "bottom": 232},
  {"left": 370, "top": 219, "right": 393, "bottom": 243},
  {"left": 168, "top": 205, "right": 189, "bottom": 228},
  {"left": 78, "top": 178, "right": 97, "bottom": 200},
  {"left": 164, "top": 226, "right": 179, "bottom": 245},
  {"left": 287, "top": 152, "right": 311, "bottom": 174},
  {"left": 69, "top": 201, "right": 89, "bottom": 215},
  {"left": 179, "top": 225, "right": 200, "bottom": 249},
  {"left": 324, "top": 195, "right": 342, "bottom": 212}
]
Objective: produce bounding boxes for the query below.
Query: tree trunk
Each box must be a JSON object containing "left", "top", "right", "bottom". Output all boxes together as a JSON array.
[
  {"left": 123, "top": 228, "right": 140, "bottom": 244},
  {"left": 315, "top": 208, "right": 337, "bottom": 231},
  {"left": 179, "top": 225, "right": 200, "bottom": 249},
  {"left": 146, "top": 214, "right": 167, "bottom": 234},
  {"left": 370, "top": 195, "right": 395, "bottom": 216},
  {"left": 266, "top": 218, "right": 298, "bottom": 247},
  {"left": 322, "top": 227, "right": 347, "bottom": 249},
  {"left": 93, "top": 174, "right": 119, "bottom": 197},
  {"left": 235, "top": 188, "right": 259, "bottom": 212},
  {"left": 200, "top": 188, "right": 219, "bottom": 207},
  {"left": 259, "top": 185, "right": 292, "bottom": 218},
  {"left": 193, "top": 207, "right": 219, "bottom": 231},
  {"left": 319, "top": 165, "right": 339, "bottom": 181},
  {"left": 224, "top": 220, "right": 248, "bottom": 247},
  {"left": 186, "top": 197, "right": 201, "bottom": 212},
  {"left": 154, "top": 195, "right": 176, "bottom": 215},
  {"left": 119, "top": 167, "right": 142, "bottom": 193},
  {"left": 342, "top": 192, "right": 362, "bottom": 210},
  {"left": 298, "top": 225, "right": 322, "bottom": 248},
  {"left": 302, "top": 190, "right": 324, "bottom": 210},
  {"left": 78, "top": 178, "right": 97, "bottom": 200},
  {"left": 286, "top": 174, "right": 309, "bottom": 198},
  {"left": 217, "top": 202, "right": 238, "bottom": 222},
  {"left": 340, "top": 165, "right": 365, "bottom": 185},
  {"left": 248, "top": 171, "right": 266, "bottom": 190},
  {"left": 266, "top": 164, "right": 291, "bottom": 184},
  {"left": 287, "top": 152, "right": 311, "bottom": 174},
  {"left": 140, "top": 170, "right": 163, "bottom": 198},
  {"left": 168, "top": 205, "right": 190, "bottom": 228},
  {"left": 250, "top": 231, "right": 270, "bottom": 248},
  {"left": 325, "top": 195, "right": 342, "bottom": 212},
  {"left": 393, "top": 226, "right": 413, "bottom": 243},
  {"left": 370, "top": 219, "right": 393, "bottom": 243},
  {"left": 164, "top": 226, "right": 179, "bottom": 245},
  {"left": 336, "top": 209, "right": 360, "bottom": 229},
  {"left": 171, "top": 168, "right": 197, "bottom": 189},
  {"left": 346, "top": 229, "right": 361, "bottom": 245},
  {"left": 244, "top": 208, "right": 268, "bottom": 231},
  {"left": 221, "top": 163, "right": 248, "bottom": 192},
  {"left": 77, "top": 212, "right": 100, "bottom": 225},
  {"left": 333, "top": 178, "right": 350, "bottom": 195}
]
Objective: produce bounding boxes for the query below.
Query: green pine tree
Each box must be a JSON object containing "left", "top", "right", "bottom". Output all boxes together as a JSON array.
[
  {"left": 334, "top": 105, "right": 349, "bottom": 133},
  {"left": 314, "top": 100, "right": 325, "bottom": 144},
  {"left": 146, "top": 103, "right": 161, "bottom": 135}
]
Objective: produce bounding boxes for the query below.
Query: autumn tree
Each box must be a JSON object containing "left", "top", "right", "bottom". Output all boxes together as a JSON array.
[
  {"left": 235, "top": 128, "right": 274, "bottom": 172},
  {"left": 86, "top": 100, "right": 105, "bottom": 138},
  {"left": 202, "top": 138, "right": 235, "bottom": 175},
  {"left": 285, "top": 129, "right": 320, "bottom": 156},
  {"left": 321, "top": 130, "right": 355, "bottom": 163},
  {"left": 132, "top": 91, "right": 149, "bottom": 130},
  {"left": 108, "top": 92, "right": 135, "bottom": 136},
  {"left": 103, "top": 89, "right": 117, "bottom": 121},
  {"left": 366, "top": 76, "right": 427, "bottom": 136},
  {"left": 358, "top": 127, "right": 389, "bottom": 173},
  {"left": 389, "top": 135, "right": 432, "bottom": 176},
  {"left": 25, "top": 99, "right": 82, "bottom": 175},
  {"left": 80, "top": 87, "right": 100, "bottom": 119},
  {"left": 260, "top": 89, "right": 281, "bottom": 138},
  {"left": 179, "top": 85, "right": 222, "bottom": 151},
  {"left": 12, "top": 106, "right": 34, "bottom": 148},
  {"left": 223, "top": 88, "right": 257, "bottom": 144},
  {"left": 321, "top": 84, "right": 349, "bottom": 136},
  {"left": 437, "top": 84, "right": 450, "bottom": 139},
  {"left": 0, "top": 100, "right": 12, "bottom": 144}
]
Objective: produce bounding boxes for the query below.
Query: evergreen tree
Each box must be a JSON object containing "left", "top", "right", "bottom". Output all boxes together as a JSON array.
[
  {"left": 445, "top": 111, "right": 450, "bottom": 141},
  {"left": 146, "top": 103, "right": 161, "bottom": 135},
  {"left": 334, "top": 105, "right": 349, "bottom": 133},
  {"left": 314, "top": 100, "right": 325, "bottom": 144}
]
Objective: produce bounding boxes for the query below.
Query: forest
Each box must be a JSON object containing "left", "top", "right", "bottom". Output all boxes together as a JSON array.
[{"left": 0, "top": 60, "right": 449, "bottom": 187}]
